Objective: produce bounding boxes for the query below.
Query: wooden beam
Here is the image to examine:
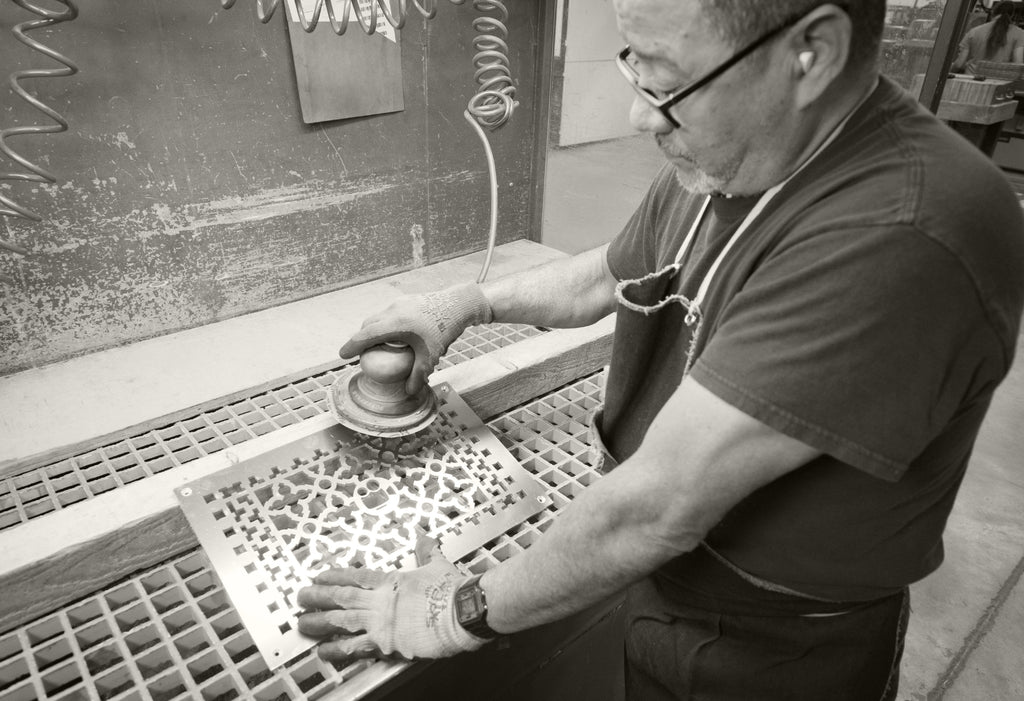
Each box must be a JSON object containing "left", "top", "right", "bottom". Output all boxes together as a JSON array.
[
  {"left": 436, "top": 317, "right": 613, "bottom": 421},
  {"left": 0, "top": 317, "right": 613, "bottom": 634}
]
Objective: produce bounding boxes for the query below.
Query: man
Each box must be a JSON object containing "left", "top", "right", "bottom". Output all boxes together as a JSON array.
[{"left": 297, "top": 1, "right": 1024, "bottom": 698}]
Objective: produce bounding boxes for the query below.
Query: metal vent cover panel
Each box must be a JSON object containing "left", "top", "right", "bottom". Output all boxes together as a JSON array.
[{"left": 175, "top": 383, "right": 549, "bottom": 668}]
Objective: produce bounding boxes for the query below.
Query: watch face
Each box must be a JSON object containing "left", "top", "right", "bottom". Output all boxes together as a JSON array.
[
  {"left": 455, "top": 578, "right": 498, "bottom": 639},
  {"left": 456, "top": 584, "right": 484, "bottom": 621}
]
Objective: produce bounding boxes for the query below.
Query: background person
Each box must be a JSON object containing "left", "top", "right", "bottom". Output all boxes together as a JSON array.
[{"left": 954, "top": 0, "right": 1024, "bottom": 72}]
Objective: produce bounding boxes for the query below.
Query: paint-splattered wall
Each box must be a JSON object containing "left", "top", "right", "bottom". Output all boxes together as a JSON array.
[{"left": 0, "top": 1, "right": 544, "bottom": 376}]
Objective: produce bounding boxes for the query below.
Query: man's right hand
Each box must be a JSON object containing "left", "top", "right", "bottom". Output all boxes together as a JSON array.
[{"left": 339, "top": 283, "right": 493, "bottom": 395}]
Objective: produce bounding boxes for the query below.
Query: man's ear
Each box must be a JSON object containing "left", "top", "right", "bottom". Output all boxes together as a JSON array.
[{"left": 788, "top": 3, "right": 853, "bottom": 109}]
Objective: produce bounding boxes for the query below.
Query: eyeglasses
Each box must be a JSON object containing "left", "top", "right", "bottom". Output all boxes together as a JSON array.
[{"left": 615, "top": 13, "right": 808, "bottom": 128}]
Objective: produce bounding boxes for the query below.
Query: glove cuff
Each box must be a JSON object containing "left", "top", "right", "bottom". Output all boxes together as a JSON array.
[
  {"left": 459, "top": 283, "right": 494, "bottom": 326},
  {"left": 437, "top": 283, "right": 494, "bottom": 328},
  {"left": 418, "top": 284, "right": 493, "bottom": 348}
]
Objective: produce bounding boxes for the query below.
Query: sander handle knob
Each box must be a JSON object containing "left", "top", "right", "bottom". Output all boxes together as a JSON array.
[{"left": 360, "top": 342, "right": 416, "bottom": 386}]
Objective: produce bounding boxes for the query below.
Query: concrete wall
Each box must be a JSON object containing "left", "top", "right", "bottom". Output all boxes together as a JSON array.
[
  {"left": 556, "top": 0, "right": 635, "bottom": 146},
  {"left": 0, "top": 0, "right": 546, "bottom": 375}
]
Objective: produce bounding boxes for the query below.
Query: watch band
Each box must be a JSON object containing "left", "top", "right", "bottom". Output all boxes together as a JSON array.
[{"left": 454, "top": 574, "right": 500, "bottom": 640}]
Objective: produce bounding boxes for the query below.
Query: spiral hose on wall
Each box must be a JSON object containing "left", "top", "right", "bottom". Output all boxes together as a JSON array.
[
  {"left": 457, "top": 0, "right": 516, "bottom": 282},
  {"left": 222, "top": 0, "right": 516, "bottom": 282},
  {"left": 0, "top": 0, "right": 79, "bottom": 256}
]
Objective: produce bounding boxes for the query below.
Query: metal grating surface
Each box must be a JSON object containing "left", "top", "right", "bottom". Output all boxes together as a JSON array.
[
  {"left": 176, "top": 385, "right": 548, "bottom": 666},
  {"left": 0, "top": 325, "right": 545, "bottom": 533},
  {"left": 0, "top": 373, "right": 605, "bottom": 701}
]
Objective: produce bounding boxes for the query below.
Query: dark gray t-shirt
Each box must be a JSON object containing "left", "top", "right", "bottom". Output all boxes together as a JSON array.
[{"left": 606, "top": 77, "right": 1024, "bottom": 600}]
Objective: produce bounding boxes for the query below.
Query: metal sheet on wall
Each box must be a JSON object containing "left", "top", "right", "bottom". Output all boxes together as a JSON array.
[{"left": 286, "top": 3, "right": 404, "bottom": 124}]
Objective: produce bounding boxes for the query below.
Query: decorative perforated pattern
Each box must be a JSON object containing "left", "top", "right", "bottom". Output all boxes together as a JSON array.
[
  {"left": 176, "top": 386, "right": 548, "bottom": 665},
  {"left": 0, "top": 373, "right": 604, "bottom": 701},
  {"left": 0, "top": 325, "right": 545, "bottom": 533}
]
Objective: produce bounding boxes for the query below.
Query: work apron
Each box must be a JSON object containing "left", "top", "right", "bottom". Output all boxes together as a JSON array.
[
  {"left": 594, "top": 188, "right": 823, "bottom": 594},
  {"left": 591, "top": 261, "right": 691, "bottom": 471}
]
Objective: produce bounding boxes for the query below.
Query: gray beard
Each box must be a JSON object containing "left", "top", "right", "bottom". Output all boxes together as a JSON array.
[
  {"left": 658, "top": 136, "right": 734, "bottom": 195},
  {"left": 671, "top": 163, "right": 730, "bottom": 196}
]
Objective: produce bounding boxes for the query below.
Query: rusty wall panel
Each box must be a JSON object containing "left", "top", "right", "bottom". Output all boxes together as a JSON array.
[{"left": 0, "top": 0, "right": 542, "bottom": 375}]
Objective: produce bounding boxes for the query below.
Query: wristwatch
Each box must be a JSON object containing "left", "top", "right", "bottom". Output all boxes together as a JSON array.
[{"left": 454, "top": 574, "right": 499, "bottom": 639}]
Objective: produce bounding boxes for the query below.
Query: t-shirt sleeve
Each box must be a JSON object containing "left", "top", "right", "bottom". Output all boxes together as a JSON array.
[
  {"left": 690, "top": 223, "right": 1000, "bottom": 481},
  {"left": 607, "top": 163, "right": 680, "bottom": 281}
]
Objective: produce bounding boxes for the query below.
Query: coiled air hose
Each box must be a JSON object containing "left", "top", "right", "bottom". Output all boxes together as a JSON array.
[
  {"left": 0, "top": 0, "right": 79, "bottom": 257},
  {"left": 459, "top": 0, "right": 516, "bottom": 283}
]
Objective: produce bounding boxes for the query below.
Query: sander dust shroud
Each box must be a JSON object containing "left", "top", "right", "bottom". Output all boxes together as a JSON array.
[{"left": 329, "top": 342, "right": 440, "bottom": 438}]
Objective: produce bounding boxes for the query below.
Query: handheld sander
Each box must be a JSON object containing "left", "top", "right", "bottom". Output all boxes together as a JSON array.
[{"left": 328, "top": 342, "right": 439, "bottom": 438}]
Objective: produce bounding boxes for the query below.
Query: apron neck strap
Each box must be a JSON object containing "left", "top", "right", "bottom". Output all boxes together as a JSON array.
[{"left": 672, "top": 79, "right": 877, "bottom": 308}]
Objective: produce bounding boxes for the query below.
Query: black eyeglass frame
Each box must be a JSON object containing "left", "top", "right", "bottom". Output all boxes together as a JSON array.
[{"left": 615, "top": 12, "right": 811, "bottom": 128}]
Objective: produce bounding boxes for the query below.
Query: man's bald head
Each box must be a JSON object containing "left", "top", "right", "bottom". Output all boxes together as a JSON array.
[{"left": 700, "top": 1, "right": 886, "bottom": 68}]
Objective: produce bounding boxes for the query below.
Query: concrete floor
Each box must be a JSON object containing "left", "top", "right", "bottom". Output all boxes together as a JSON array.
[
  {"left": 541, "top": 135, "right": 664, "bottom": 254},
  {"left": 540, "top": 135, "right": 1024, "bottom": 700}
]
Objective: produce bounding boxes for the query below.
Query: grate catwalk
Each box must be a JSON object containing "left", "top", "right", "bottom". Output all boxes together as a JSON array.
[
  {"left": 0, "top": 325, "right": 545, "bottom": 533},
  {"left": 0, "top": 373, "right": 604, "bottom": 701}
]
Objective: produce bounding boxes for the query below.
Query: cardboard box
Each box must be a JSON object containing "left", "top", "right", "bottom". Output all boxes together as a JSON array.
[{"left": 911, "top": 73, "right": 1015, "bottom": 105}]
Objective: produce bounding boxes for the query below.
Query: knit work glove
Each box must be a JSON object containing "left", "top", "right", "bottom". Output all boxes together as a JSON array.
[
  {"left": 296, "top": 539, "right": 488, "bottom": 661},
  {"left": 338, "top": 283, "right": 493, "bottom": 394}
]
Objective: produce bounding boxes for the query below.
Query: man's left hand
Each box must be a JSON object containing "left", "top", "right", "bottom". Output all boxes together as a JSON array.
[{"left": 296, "top": 540, "right": 488, "bottom": 662}]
